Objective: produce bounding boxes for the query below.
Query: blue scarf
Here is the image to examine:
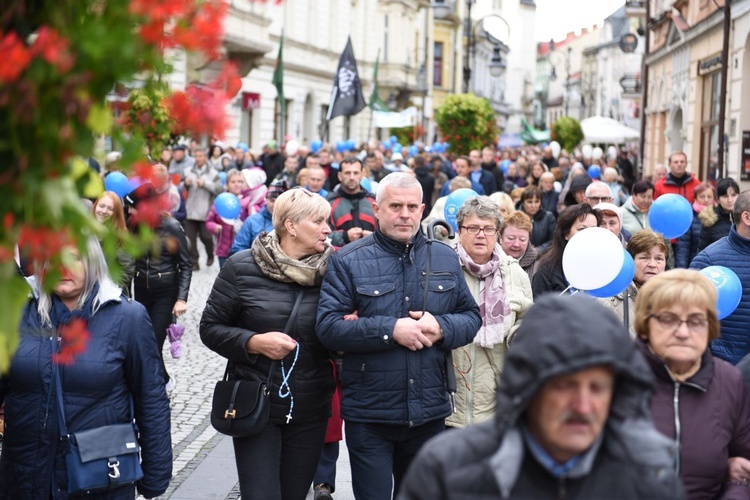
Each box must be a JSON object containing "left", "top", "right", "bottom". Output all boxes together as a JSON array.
[{"left": 48, "top": 283, "right": 99, "bottom": 330}]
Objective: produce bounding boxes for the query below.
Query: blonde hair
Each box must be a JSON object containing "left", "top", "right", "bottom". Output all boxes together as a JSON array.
[
  {"left": 272, "top": 187, "right": 331, "bottom": 237},
  {"left": 489, "top": 192, "right": 515, "bottom": 216},
  {"left": 634, "top": 269, "right": 720, "bottom": 342}
]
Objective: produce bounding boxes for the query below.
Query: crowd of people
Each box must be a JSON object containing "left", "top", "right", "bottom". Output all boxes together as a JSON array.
[{"left": 2, "top": 135, "right": 750, "bottom": 500}]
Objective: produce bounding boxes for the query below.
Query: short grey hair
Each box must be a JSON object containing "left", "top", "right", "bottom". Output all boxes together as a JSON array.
[
  {"left": 456, "top": 196, "right": 502, "bottom": 228},
  {"left": 376, "top": 172, "right": 423, "bottom": 204},
  {"left": 37, "top": 237, "right": 119, "bottom": 327},
  {"left": 585, "top": 182, "right": 613, "bottom": 198},
  {"left": 733, "top": 190, "right": 750, "bottom": 223}
]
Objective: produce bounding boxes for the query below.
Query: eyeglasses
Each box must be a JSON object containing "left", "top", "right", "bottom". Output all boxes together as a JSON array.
[
  {"left": 649, "top": 313, "right": 709, "bottom": 333},
  {"left": 587, "top": 196, "right": 613, "bottom": 203},
  {"left": 460, "top": 226, "right": 498, "bottom": 236}
]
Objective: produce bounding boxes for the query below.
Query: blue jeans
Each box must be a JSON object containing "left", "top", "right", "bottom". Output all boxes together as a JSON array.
[
  {"left": 219, "top": 257, "right": 227, "bottom": 269},
  {"left": 233, "top": 419, "right": 328, "bottom": 500},
  {"left": 313, "top": 441, "right": 340, "bottom": 490},
  {"left": 345, "top": 419, "right": 445, "bottom": 500}
]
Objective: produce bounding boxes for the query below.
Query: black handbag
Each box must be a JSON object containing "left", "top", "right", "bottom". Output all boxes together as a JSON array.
[
  {"left": 210, "top": 292, "right": 302, "bottom": 437},
  {"left": 54, "top": 354, "right": 143, "bottom": 494}
]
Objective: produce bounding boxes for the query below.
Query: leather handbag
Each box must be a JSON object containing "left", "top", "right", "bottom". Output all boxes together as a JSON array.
[
  {"left": 210, "top": 292, "right": 302, "bottom": 437},
  {"left": 54, "top": 355, "right": 143, "bottom": 494}
]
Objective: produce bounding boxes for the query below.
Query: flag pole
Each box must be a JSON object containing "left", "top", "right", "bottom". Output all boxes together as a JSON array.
[{"left": 325, "top": 85, "right": 338, "bottom": 143}]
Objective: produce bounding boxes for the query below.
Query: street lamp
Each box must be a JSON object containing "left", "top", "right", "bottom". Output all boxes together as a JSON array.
[
  {"left": 548, "top": 39, "right": 571, "bottom": 117},
  {"left": 463, "top": 0, "right": 509, "bottom": 93}
]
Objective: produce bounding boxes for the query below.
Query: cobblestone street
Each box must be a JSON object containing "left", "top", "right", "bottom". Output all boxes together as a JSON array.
[{"left": 150, "top": 249, "right": 354, "bottom": 499}]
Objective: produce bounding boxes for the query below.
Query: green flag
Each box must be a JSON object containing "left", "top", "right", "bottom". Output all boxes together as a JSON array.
[
  {"left": 272, "top": 32, "right": 286, "bottom": 114},
  {"left": 368, "top": 49, "right": 389, "bottom": 111}
]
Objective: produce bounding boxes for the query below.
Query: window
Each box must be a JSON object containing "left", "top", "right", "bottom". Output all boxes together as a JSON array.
[
  {"left": 384, "top": 15, "right": 389, "bottom": 62},
  {"left": 434, "top": 42, "right": 444, "bottom": 87},
  {"left": 274, "top": 97, "right": 290, "bottom": 141},
  {"left": 700, "top": 71, "right": 721, "bottom": 180}
]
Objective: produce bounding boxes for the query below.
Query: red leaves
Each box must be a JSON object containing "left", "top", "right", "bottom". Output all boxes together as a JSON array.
[
  {"left": 214, "top": 61, "right": 242, "bottom": 98},
  {"left": 53, "top": 318, "right": 91, "bottom": 365},
  {"left": 0, "top": 32, "right": 32, "bottom": 83},
  {"left": 31, "top": 27, "right": 75, "bottom": 73}
]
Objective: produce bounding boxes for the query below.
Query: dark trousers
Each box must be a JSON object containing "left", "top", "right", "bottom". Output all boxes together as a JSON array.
[
  {"left": 218, "top": 256, "right": 227, "bottom": 269},
  {"left": 133, "top": 284, "right": 177, "bottom": 383},
  {"left": 184, "top": 219, "right": 214, "bottom": 265},
  {"left": 345, "top": 419, "right": 445, "bottom": 500},
  {"left": 313, "top": 441, "right": 340, "bottom": 490},
  {"left": 233, "top": 419, "right": 328, "bottom": 500}
]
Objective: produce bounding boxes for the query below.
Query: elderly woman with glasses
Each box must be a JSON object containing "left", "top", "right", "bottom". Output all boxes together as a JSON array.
[
  {"left": 446, "top": 196, "right": 533, "bottom": 429},
  {"left": 201, "top": 188, "right": 336, "bottom": 500},
  {"left": 635, "top": 269, "right": 750, "bottom": 499},
  {"left": 598, "top": 230, "right": 669, "bottom": 337}
]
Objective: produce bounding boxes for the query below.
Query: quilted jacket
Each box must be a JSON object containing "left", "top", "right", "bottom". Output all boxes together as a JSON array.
[
  {"left": 326, "top": 189, "right": 377, "bottom": 247},
  {"left": 690, "top": 226, "right": 750, "bottom": 364},
  {"left": 316, "top": 229, "right": 481, "bottom": 426},
  {"left": 0, "top": 284, "right": 171, "bottom": 499},
  {"left": 675, "top": 208, "right": 703, "bottom": 268},
  {"left": 200, "top": 250, "right": 335, "bottom": 424}
]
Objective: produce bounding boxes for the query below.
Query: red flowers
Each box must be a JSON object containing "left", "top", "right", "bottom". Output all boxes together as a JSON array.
[
  {"left": 131, "top": 0, "right": 227, "bottom": 60},
  {"left": 53, "top": 318, "right": 91, "bottom": 365},
  {"left": 18, "top": 226, "right": 71, "bottom": 266},
  {"left": 0, "top": 32, "right": 32, "bottom": 83},
  {"left": 31, "top": 27, "right": 75, "bottom": 73}
]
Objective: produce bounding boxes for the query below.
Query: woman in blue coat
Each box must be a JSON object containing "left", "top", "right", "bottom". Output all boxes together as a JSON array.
[{"left": 0, "top": 238, "right": 172, "bottom": 499}]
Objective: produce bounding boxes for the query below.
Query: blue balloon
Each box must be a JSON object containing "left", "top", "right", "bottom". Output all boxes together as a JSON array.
[
  {"left": 311, "top": 140, "right": 323, "bottom": 154},
  {"left": 104, "top": 172, "right": 130, "bottom": 198},
  {"left": 443, "top": 188, "right": 479, "bottom": 231},
  {"left": 336, "top": 141, "right": 347, "bottom": 153},
  {"left": 700, "top": 266, "right": 742, "bottom": 320},
  {"left": 218, "top": 171, "right": 227, "bottom": 186},
  {"left": 408, "top": 145, "right": 419, "bottom": 157},
  {"left": 382, "top": 141, "right": 392, "bottom": 150},
  {"left": 424, "top": 146, "right": 433, "bottom": 153},
  {"left": 390, "top": 135, "right": 398, "bottom": 143},
  {"left": 648, "top": 194, "right": 693, "bottom": 239},
  {"left": 214, "top": 192, "right": 241, "bottom": 219},
  {"left": 393, "top": 143, "right": 403, "bottom": 153},
  {"left": 587, "top": 165, "right": 601, "bottom": 179},
  {"left": 360, "top": 177, "right": 372, "bottom": 192},
  {"left": 346, "top": 139, "right": 356, "bottom": 151},
  {"left": 432, "top": 142, "right": 443, "bottom": 153},
  {"left": 587, "top": 249, "right": 635, "bottom": 298}
]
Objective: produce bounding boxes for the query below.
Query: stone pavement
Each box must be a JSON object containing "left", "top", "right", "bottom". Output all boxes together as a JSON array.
[{"left": 145, "top": 250, "right": 355, "bottom": 500}]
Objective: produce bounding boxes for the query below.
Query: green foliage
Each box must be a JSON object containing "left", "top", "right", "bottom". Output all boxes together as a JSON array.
[
  {"left": 434, "top": 94, "right": 498, "bottom": 155},
  {"left": 551, "top": 116, "right": 584, "bottom": 154}
]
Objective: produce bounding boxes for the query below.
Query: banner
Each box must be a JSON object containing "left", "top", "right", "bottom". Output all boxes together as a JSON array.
[{"left": 373, "top": 107, "right": 417, "bottom": 128}]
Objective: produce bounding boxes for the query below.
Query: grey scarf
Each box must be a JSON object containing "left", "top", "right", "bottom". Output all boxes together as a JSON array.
[{"left": 251, "top": 230, "right": 333, "bottom": 286}]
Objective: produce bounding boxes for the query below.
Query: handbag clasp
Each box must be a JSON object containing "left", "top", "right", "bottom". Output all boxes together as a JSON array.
[
  {"left": 224, "top": 409, "right": 237, "bottom": 419},
  {"left": 108, "top": 459, "right": 121, "bottom": 479}
]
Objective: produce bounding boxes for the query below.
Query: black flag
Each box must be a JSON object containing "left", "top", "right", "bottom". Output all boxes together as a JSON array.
[{"left": 327, "top": 37, "right": 367, "bottom": 120}]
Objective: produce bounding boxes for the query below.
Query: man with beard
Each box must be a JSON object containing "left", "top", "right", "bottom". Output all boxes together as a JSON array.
[{"left": 326, "top": 157, "right": 376, "bottom": 247}]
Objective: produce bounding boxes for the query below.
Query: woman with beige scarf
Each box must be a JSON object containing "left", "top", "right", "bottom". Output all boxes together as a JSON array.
[
  {"left": 200, "top": 188, "right": 336, "bottom": 500},
  {"left": 446, "top": 196, "right": 533, "bottom": 429}
]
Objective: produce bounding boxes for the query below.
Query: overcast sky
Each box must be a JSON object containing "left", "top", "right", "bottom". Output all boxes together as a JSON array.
[{"left": 534, "top": 0, "right": 627, "bottom": 42}]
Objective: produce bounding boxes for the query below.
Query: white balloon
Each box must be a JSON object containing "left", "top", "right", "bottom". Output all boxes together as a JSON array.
[
  {"left": 549, "top": 141, "right": 561, "bottom": 159},
  {"left": 592, "top": 147, "right": 603, "bottom": 160},
  {"left": 285, "top": 140, "right": 299, "bottom": 156},
  {"left": 607, "top": 146, "right": 618, "bottom": 160},
  {"left": 581, "top": 144, "right": 593, "bottom": 158},
  {"left": 562, "top": 227, "right": 624, "bottom": 290}
]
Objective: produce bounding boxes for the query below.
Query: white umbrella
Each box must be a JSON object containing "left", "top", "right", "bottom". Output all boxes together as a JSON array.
[{"left": 581, "top": 116, "right": 640, "bottom": 144}]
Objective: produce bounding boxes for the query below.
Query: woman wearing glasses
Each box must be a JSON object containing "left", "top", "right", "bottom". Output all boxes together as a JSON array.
[
  {"left": 446, "top": 196, "right": 533, "bottom": 429},
  {"left": 598, "top": 230, "right": 669, "bottom": 337},
  {"left": 635, "top": 269, "right": 750, "bottom": 499}
]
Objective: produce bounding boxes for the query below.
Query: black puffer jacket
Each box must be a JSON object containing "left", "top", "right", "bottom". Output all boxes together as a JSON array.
[
  {"left": 697, "top": 205, "right": 733, "bottom": 252},
  {"left": 399, "top": 294, "right": 684, "bottom": 500},
  {"left": 133, "top": 216, "right": 192, "bottom": 301},
  {"left": 525, "top": 209, "right": 556, "bottom": 255},
  {"left": 200, "top": 250, "right": 335, "bottom": 424}
]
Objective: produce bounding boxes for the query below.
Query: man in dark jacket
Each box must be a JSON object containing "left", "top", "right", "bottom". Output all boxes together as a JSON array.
[
  {"left": 690, "top": 190, "right": 750, "bottom": 364},
  {"left": 317, "top": 172, "right": 481, "bottom": 500},
  {"left": 469, "top": 149, "right": 497, "bottom": 195},
  {"left": 481, "top": 146, "right": 505, "bottom": 194},
  {"left": 326, "top": 157, "right": 377, "bottom": 247},
  {"left": 399, "top": 294, "right": 683, "bottom": 500}
]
